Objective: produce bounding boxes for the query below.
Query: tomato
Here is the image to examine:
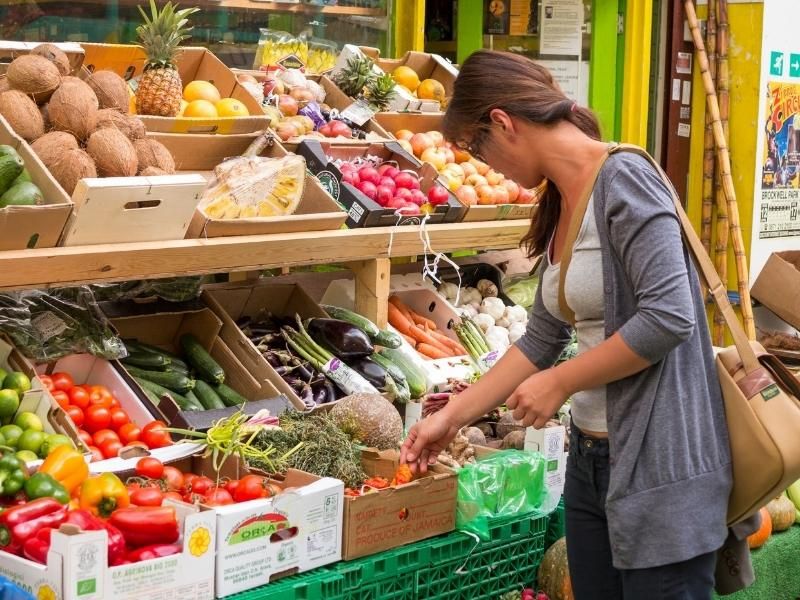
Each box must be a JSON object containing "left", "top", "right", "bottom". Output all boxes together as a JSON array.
[
  {"left": 135, "top": 457, "right": 164, "bottom": 480},
  {"left": 189, "top": 476, "right": 213, "bottom": 496},
  {"left": 224, "top": 479, "right": 240, "bottom": 497},
  {"left": 140, "top": 421, "right": 172, "bottom": 449},
  {"left": 84, "top": 405, "right": 111, "bottom": 433},
  {"left": 99, "top": 439, "right": 122, "bottom": 459},
  {"left": 38, "top": 375, "right": 54, "bottom": 392},
  {"left": 162, "top": 466, "right": 185, "bottom": 492},
  {"left": 68, "top": 386, "right": 90, "bottom": 409},
  {"left": 92, "top": 429, "right": 119, "bottom": 447},
  {"left": 232, "top": 475, "right": 268, "bottom": 502},
  {"left": 182, "top": 473, "right": 198, "bottom": 493},
  {"left": 109, "top": 397, "right": 120, "bottom": 408},
  {"left": 76, "top": 429, "right": 93, "bottom": 447},
  {"left": 90, "top": 385, "right": 113, "bottom": 402},
  {"left": 51, "top": 372, "right": 74, "bottom": 392},
  {"left": 109, "top": 408, "right": 130, "bottom": 429},
  {"left": 117, "top": 423, "right": 141, "bottom": 444},
  {"left": 65, "top": 405, "right": 84, "bottom": 428},
  {"left": 87, "top": 445, "right": 104, "bottom": 462},
  {"left": 204, "top": 487, "right": 234, "bottom": 506},
  {"left": 130, "top": 487, "right": 164, "bottom": 507},
  {"left": 163, "top": 491, "right": 184, "bottom": 502},
  {"left": 52, "top": 390, "right": 70, "bottom": 410}
]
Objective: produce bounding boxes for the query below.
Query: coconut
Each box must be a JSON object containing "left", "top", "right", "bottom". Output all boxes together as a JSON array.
[
  {"left": 39, "top": 104, "right": 50, "bottom": 130},
  {"left": 48, "top": 76, "right": 99, "bottom": 141},
  {"left": 0, "top": 90, "right": 45, "bottom": 141},
  {"left": 463, "top": 426, "right": 487, "bottom": 446},
  {"left": 6, "top": 55, "right": 61, "bottom": 103},
  {"left": 31, "top": 43, "right": 71, "bottom": 76},
  {"left": 139, "top": 166, "right": 168, "bottom": 176},
  {"left": 0, "top": 79, "right": 9, "bottom": 95},
  {"left": 330, "top": 393, "right": 403, "bottom": 450},
  {"left": 87, "top": 70, "right": 129, "bottom": 113},
  {"left": 134, "top": 138, "right": 175, "bottom": 174},
  {"left": 31, "top": 131, "right": 79, "bottom": 166},
  {"left": 495, "top": 411, "right": 523, "bottom": 439},
  {"left": 95, "top": 109, "right": 145, "bottom": 141},
  {"left": 502, "top": 430, "right": 526, "bottom": 450},
  {"left": 47, "top": 148, "right": 97, "bottom": 196},
  {"left": 86, "top": 128, "right": 138, "bottom": 177}
]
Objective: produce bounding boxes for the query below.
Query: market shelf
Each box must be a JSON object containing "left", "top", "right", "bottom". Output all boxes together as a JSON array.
[
  {"left": 0, "top": 221, "right": 529, "bottom": 292},
  {"left": 19, "top": 0, "right": 386, "bottom": 16}
]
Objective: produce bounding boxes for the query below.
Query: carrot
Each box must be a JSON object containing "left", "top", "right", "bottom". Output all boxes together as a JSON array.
[
  {"left": 410, "top": 312, "right": 437, "bottom": 330},
  {"left": 387, "top": 303, "right": 414, "bottom": 335},
  {"left": 416, "top": 343, "right": 450, "bottom": 360},
  {"left": 389, "top": 296, "right": 414, "bottom": 320},
  {"left": 430, "top": 330, "right": 467, "bottom": 355},
  {"left": 390, "top": 295, "right": 439, "bottom": 330},
  {"left": 400, "top": 333, "right": 417, "bottom": 347},
  {"left": 406, "top": 325, "right": 453, "bottom": 355}
]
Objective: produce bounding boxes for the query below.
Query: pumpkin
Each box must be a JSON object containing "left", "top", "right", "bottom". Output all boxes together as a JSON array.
[
  {"left": 766, "top": 494, "right": 795, "bottom": 532},
  {"left": 537, "top": 537, "right": 574, "bottom": 600},
  {"left": 747, "top": 507, "right": 772, "bottom": 549}
]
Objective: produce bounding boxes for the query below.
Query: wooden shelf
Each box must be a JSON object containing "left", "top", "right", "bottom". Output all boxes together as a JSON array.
[{"left": 0, "top": 221, "right": 528, "bottom": 292}]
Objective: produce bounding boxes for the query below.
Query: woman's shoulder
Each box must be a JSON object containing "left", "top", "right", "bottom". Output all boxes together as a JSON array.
[{"left": 595, "top": 149, "right": 675, "bottom": 212}]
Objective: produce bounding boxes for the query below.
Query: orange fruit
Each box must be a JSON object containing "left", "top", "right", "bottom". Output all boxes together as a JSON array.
[
  {"left": 417, "top": 79, "right": 446, "bottom": 103},
  {"left": 177, "top": 99, "right": 189, "bottom": 116},
  {"left": 183, "top": 80, "right": 222, "bottom": 103},
  {"left": 216, "top": 98, "right": 249, "bottom": 117},
  {"left": 183, "top": 99, "right": 218, "bottom": 118},
  {"left": 392, "top": 66, "right": 420, "bottom": 92}
]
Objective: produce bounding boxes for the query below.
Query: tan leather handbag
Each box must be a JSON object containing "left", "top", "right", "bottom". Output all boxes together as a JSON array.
[{"left": 558, "top": 143, "right": 800, "bottom": 525}]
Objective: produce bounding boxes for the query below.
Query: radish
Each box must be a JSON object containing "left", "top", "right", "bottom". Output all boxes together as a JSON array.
[{"left": 427, "top": 185, "right": 450, "bottom": 206}]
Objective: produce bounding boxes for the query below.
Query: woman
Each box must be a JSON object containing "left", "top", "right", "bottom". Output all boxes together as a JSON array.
[{"left": 401, "top": 51, "right": 733, "bottom": 599}]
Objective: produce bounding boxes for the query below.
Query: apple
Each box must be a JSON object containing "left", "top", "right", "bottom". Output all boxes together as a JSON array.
[
  {"left": 357, "top": 180, "right": 378, "bottom": 200},
  {"left": 428, "top": 131, "right": 444, "bottom": 147},
  {"left": 358, "top": 167, "right": 381, "bottom": 186},
  {"left": 275, "top": 122, "right": 299, "bottom": 142},
  {"left": 460, "top": 161, "right": 478, "bottom": 177},
  {"left": 377, "top": 164, "right": 393, "bottom": 175},
  {"left": 427, "top": 185, "right": 450, "bottom": 206},
  {"left": 395, "top": 187, "right": 413, "bottom": 201},
  {"left": 342, "top": 169, "right": 360, "bottom": 186},
  {"left": 475, "top": 184, "right": 495, "bottom": 205},
  {"left": 263, "top": 77, "right": 285, "bottom": 97},
  {"left": 397, "top": 139, "right": 414, "bottom": 154},
  {"left": 395, "top": 129, "right": 414, "bottom": 141},
  {"left": 381, "top": 166, "right": 400, "bottom": 179},
  {"left": 388, "top": 196, "right": 407, "bottom": 210},
  {"left": 455, "top": 184, "right": 478, "bottom": 206},
  {"left": 375, "top": 185, "right": 394, "bottom": 206},
  {"left": 485, "top": 170, "right": 504, "bottom": 185},
  {"left": 502, "top": 179, "right": 520, "bottom": 203},
  {"left": 442, "top": 163, "right": 465, "bottom": 180},
  {"left": 409, "top": 189, "right": 428, "bottom": 206},
  {"left": 493, "top": 185, "right": 510, "bottom": 204},
  {"left": 440, "top": 172, "right": 462, "bottom": 192},
  {"left": 420, "top": 147, "right": 447, "bottom": 172},
  {"left": 379, "top": 176, "right": 397, "bottom": 191},
  {"left": 328, "top": 120, "right": 352, "bottom": 138},
  {"left": 442, "top": 147, "right": 455, "bottom": 164},
  {"left": 410, "top": 132, "right": 435, "bottom": 157},
  {"left": 394, "top": 172, "right": 419, "bottom": 190},
  {"left": 466, "top": 173, "right": 488, "bottom": 187},
  {"left": 453, "top": 146, "right": 471, "bottom": 164},
  {"left": 517, "top": 187, "right": 535, "bottom": 204},
  {"left": 399, "top": 204, "right": 422, "bottom": 216},
  {"left": 278, "top": 94, "right": 299, "bottom": 117},
  {"left": 469, "top": 157, "right": 490, "bottom": 176}
]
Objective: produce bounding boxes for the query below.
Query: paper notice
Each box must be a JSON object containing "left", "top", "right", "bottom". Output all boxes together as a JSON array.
[{"left": 540, "top": 0, "right": 584, "bottom": 56}]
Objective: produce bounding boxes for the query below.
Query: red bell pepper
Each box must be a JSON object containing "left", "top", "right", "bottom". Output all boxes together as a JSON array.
[
  {"left": 64, "top": 509, "right": 127, "bottom": 566},
  {"left": 0, "top": 499, "right": 67, "bottom": 555},
  {"left": 126, "top": 543, "right": 182, "bottom": 563},
  {"left": 22, "top": 528, "right": 52, "bottom": 564},
  {"left": 109, "top": 506, "right": 179, "bottom": 548}
]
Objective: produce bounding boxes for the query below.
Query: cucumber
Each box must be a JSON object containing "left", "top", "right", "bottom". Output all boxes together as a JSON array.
[
  {"left": 134, "top": 377, "right": 192, "bottom": 410},
  {"left": 121, "top": 352, "right": 171, "bottom": 370},
  {"left": 212, "top": 383, "right": 247, "bottom": 407},
  {"left": 374, "top": 329, "right": 402, "bottom": 349},
  {"left": 137, "top": 384, "right": 164, "bottom": 407},
  {"left": 321, "top": 304, "right": 380, "bottom": 337},
  {"left": 378, "top": 348, "right": 426, "bottom": 399},
  {"left": 0, "top": 155, "right": 24, "bottom": 195},
  {"left": 125, "top": 365, "right": 194, "bottom": 394},
  {"left": 180, "top": 334, "right": 225, "bottom": 385},
  {"left": 0, "top": 182, "right": 42, "bottom": 207},
  {"left": 370, "top": 352, "right": 407, "bottom": 387},
  {"left": 123, "top": 340, "right": 190, "bottom": 371},
  {"left": 193, "top": 380, "right": 226, "bottom": 410},
  {"left": 183, "top": 390, "right": 205, "bottom": 411}
]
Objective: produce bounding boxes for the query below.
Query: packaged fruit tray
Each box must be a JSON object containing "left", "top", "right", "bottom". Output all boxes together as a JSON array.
[{"left": 297, "top": 140, "right": 467, "bottom": 228}]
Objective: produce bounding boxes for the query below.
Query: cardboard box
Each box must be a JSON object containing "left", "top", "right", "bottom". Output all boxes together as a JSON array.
[
  {"left": 108, "top": 306, "right": 286, "bottom": 429},
  {"left": 149, "top": 132, "right": 347, "bottom": 238},
  {"left": 81, "top": 43, "right": 269, "bottom": 135},
  {"left": 0, "top": 502, "right": 216, "bottom": 600},
  {"left": 751, "top": 251, "right": 800, "bottom": 331},
  {"left": 343, "top": 449, "right": 457, "bottom": 560},
  {"left": 524, "top": 426, "right": 567, "bottom": 498},
  {"left": 202, "top": 282, "right": 327, "bottom": 410},
  {"left": 296, "top": 140, "right": 467, "bottom": 228}
]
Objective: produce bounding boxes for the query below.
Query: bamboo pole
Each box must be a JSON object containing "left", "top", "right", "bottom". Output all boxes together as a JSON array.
[
  {"left": 712, "top": 0, "right": 730, "bottom": 345},
  {"left": 701, "top": 0, "right": 717, "bottom": 259},
  {"left": 684, "top": 0, "right": 756, "bottom": 340}
]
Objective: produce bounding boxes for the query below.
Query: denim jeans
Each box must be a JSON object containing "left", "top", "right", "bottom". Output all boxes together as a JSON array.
[{"left": 564, "top": 427, "right": 717, "bottom": 600}]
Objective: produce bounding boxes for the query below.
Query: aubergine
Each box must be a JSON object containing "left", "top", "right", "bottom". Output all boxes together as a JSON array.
[
  {"left": 307, "top": 318, "right": 374, "bottom": 359},
  {"left": 346, "top": 356, "right": 390, "bottom": 389}
]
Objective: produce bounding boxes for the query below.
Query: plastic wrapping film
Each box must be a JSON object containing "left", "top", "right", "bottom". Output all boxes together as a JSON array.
[{"left": 90, "top": 277, "right": 207, "bottom": 303}]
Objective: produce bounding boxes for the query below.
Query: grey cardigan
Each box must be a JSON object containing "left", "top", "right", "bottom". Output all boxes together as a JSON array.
[{"left": 516, "top": 152, "right": 732, "bottom": 570}]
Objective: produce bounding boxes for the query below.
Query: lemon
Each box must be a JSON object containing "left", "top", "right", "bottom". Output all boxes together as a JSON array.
[
  {"left": 15, "top": 411, "right": 43, "bottom": 432},
  {"left": 0, "top": 389, "right": 19, "bottom": 419}
]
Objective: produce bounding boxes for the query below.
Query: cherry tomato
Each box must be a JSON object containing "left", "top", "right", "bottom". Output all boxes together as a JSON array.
[
  {"left": 182, "top": 473, "right": 198, "bottom": 493},
  {"left": 224, "top": 479, "right": 240, "bottom": 497},
  {"left": 65, "top": 405, "right": 84, "bottom": 428},
  {"left": 233, "top": 475, "right": 268, "bottom": 502},
  {"left": 163, "top": 491, "right": 184, "bottom": 502},
  {"left": 68, "top": 386, "right": 90, "bottom": 409},
  {"left": 130, "top": 487, "right": 164, "bottom": 507},
  {"left": 38, "top": 375, "right": 54, "bottom": 392},
  {"left": 92, "top": 429, "right": 119, "bottom": 447},
  {"left": 189, "top": 476, "right": 214, "bottom": 496},
  {"left": 109, "top": 396, "right": 121, "bottom": 408},
  {"left": 50, "top": 372, "right": 74, "bottom": 392},
  {"left": 162, "top": 466, "right": 184, "bottom": 492},
  {"left": 109, "top": 408, "right": 130, "bottom": 430},
  {"left": 135, "top": 457, "right": 164, "bottom": 480},
  {"left": 84, "top": 405, "right": 111, "bottom": 433},
  {"left": 87, "top": 445, "right": 104, "bottom": 462},
  {"left": 52, "top": 390, "right": 70, "bottom": 410},
  {"left": 140, "top": 421, "right": 172, "bottom": 449},
  {"left": 117, "top": 423, "right": 141, "bottom": 444},
  {"left": 77, "top": 429, "right": 93, "bottom": 447},
  {"left": 204, "top": 487, "right": 234, "bottom": 506},
  {"left": 90, "top": 385, "right": 113, "bottom": 402},
  {"left": 99, "top": 439, "right": 122, "bottom": 459}
]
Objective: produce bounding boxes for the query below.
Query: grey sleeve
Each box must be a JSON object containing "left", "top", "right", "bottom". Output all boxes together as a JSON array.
[
  {"left": 605, "top": 161, "right": 696, "bottom": 363},
  {"left": 514, "top": 271, "right": 573, "bottom": 370}
]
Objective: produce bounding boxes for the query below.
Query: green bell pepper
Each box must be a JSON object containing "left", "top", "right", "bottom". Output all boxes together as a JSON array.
[
  {"left": 24, "top": 473, "right": 69, "bottom": 504},
  {"left": 0, "top": 453, "right": 26, "bottom": 496}
]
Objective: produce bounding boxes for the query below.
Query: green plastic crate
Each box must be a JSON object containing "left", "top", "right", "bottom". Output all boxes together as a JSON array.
[
  {"left": 545, "top": 499, "right": 565, "bottom": 549},
  {"left": 226, "top": 569, "right": 343, "bottom": 600},
  {"left": 333, "top": 542, "right": 433, "bottom": 589}
]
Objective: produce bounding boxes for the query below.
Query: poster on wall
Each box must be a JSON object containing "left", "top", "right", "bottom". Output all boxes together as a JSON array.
[
  {"left": 540, "top": 0, "right": 583, "bottom": 56},
  {"left": 484, "top": 0, "right": 510, "bottom": 35},
  {"left": 509, "top": 0, "right": 539, "bottom": 36}
]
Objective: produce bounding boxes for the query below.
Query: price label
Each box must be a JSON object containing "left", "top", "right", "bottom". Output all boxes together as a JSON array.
[
  {"left": 476, "top": 350, "right": 501, "bottom": 373},
  {"left": 322, "top": 358, "right": 376, "bottom": 393},
  {"left": 339, "top": 99, "right": 376, "bottom": 126},
  {"left": 32, "top": 312, "right": 68, "bottom": 341}
]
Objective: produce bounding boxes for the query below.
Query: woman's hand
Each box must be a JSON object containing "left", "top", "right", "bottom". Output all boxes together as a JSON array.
[
  {"left": 507, "top": 369, "right": 571, "bottom": 429},
  {"left": 400, "top": 410, "right": 461, "bottom": 474}
]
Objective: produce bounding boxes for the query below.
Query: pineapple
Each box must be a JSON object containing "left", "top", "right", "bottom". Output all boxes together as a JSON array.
[
  {"left": 365, "top": 73, "right": 397, "bottom": 112},
  {"left": 333, "top": 55, "right": 375, "bottom": 98},
  {"left": 135, "top": 0, "right": 199, "bottom": 117}
]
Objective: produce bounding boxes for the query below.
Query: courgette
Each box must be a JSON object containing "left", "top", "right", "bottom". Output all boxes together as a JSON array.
[
  {"left": 193, "top": 380, "right": 226, "bottom": 410},
  {"left": 134, "top": 377, "right": 192, "bottom": 410},
  {"left": 126, "top": 366, "right": 194, "bottom": 394},
  {"left": 369, "top": 352, "right": 407, "bottom": 387},
  {"left": 183, "top": 390, "right": 205, "bottom": 411},
  {"left": 123, "top": 340, "right": 190, "bottom": 371},
  {"left": 137, "top": 384, "right": 164, "bottom": 407},
  {"left": 180, "top": 334, "right": 225, "bottom": 384},
  {"left": 374, "top": 329, "right": 402, "bottom": 349},
  {"left": 378, "top": 348, "right": 427, "bottom": 399},
  {"left": 321, "top": 304, "right": 402, "bottom": 348},
  {"left": 121, "top": 352, "right": 171, "bottom": 370},
  {"left": 212, "top": 382, "right": 247, "bottom": 407}
]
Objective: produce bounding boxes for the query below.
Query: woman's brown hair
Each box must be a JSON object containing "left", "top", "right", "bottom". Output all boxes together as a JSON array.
[{"left": 442, "top": 50, "right": 602, "bottom": 258}]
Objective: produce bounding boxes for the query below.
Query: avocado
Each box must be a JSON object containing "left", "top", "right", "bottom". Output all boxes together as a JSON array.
[
  {"left": 0, "top": 145, "right": 20, "bottom": 161},
  {"left": 0, "top": 155, "right": 24, "bottom": 195},
  {"left": 0, "top": 182, "right": 43, "bottom": 207},
  {"left": 11, "top": 169, "right": 31, "bottom": 187}
]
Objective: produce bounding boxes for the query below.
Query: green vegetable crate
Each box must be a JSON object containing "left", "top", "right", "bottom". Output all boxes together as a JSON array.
[{"left": 228, "top": 510, "right": 548, "bottom": 600}]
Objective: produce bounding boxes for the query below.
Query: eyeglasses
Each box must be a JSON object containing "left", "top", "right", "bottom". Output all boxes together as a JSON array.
[{"left": 455, "top": 128, "right": 489, "bottom": 162}]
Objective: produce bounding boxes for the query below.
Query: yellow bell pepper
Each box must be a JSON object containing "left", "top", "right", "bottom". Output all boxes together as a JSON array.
[
  {"left": 39, "top": 445, "right": 89, "bottom": 494},
  {"left": 79, "top": 473, "right": 130, "bottom": 518}
]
